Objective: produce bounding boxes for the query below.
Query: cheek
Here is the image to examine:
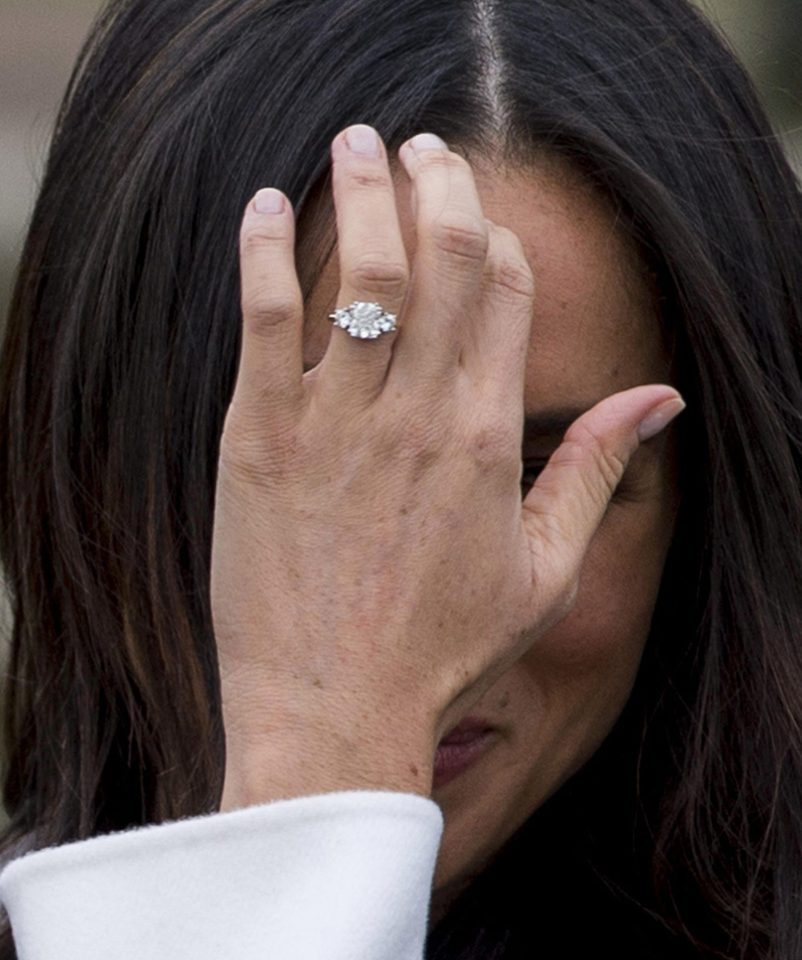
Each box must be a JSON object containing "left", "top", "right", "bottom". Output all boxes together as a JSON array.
[
  {"left": 428, "top": 498, "right": 677, "bottom": 902},
  {"left": 522, "top": 501, "right": 674, "bottom": 690}
]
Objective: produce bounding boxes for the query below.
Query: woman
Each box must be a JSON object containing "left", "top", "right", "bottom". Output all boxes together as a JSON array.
[{"left": 0, "top": 0, "right": 801, "bottom": 957}]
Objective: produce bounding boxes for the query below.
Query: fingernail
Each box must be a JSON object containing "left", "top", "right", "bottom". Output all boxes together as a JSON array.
[
  {"left": 253, "top": 188, "right": 286, "bottom": 215},
  {"left": 637, "top": 397, "right": 686, "bottom": 442},
  {"left": 345, "top": 124, "right": 381, "bottom": 156},
  {"left": 409, "top": 132, "right": 448, "bottom": 152}
]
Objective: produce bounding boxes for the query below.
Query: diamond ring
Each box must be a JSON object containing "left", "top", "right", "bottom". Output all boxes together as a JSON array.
[{"left": 329, "top": 300, "right": 398, "bottom": 340}]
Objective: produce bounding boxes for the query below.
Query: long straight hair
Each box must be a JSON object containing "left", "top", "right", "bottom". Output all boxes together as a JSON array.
[{"left": 1, "top": 1, "right": 801, "bottom": 957}]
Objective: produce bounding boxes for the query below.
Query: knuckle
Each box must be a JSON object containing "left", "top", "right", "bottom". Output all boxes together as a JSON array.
[
  {"left": 240, "top": 225, "right": 289, "bottom": 256},
  {"left": 241, "top": 290, "right": 299, "bottom": 333},
  {"left": 345, "top": 167, "right": 394, "bottom": 192},
  {"left": 485, "top": 251, "right": 536, "bottom": 301},
  {"left": 565, "top": 424, "right": 628, "bottom": 503},
  {"left": 428, "top": 213, "right": 489, "bottom": 264},
  {"left": 348, "top": 256, "right": 409, "bottom": 299}
]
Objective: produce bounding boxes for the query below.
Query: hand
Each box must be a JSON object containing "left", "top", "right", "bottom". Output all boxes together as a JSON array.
[{"left": 212, "top": 125, "right": 684, "bottom": 810}]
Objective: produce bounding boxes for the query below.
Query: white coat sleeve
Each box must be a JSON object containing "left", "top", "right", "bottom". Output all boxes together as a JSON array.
[{"left": 0, "top": 788, "right": 445, "bottom": 960}]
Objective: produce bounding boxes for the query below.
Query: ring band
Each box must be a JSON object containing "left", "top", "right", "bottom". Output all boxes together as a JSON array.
[{"left": 329, "top": 300, "right": 398, "bottom": 339}]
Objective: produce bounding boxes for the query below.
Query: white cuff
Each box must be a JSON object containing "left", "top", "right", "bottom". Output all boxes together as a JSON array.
[{"left": 0, "top": 789, "right": 445, "bottom": 960}]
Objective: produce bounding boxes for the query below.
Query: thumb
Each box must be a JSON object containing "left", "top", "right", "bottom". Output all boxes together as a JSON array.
[{"left": 520, "top": 384, "right": 685, "bottom": 599}]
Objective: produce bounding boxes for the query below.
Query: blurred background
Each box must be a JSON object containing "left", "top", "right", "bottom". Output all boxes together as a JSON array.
[{"left": 0, "top": 0, "right": 800, "bottom": 823}]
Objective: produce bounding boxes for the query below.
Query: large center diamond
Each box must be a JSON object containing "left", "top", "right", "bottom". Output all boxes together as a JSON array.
[{"left": 331, "top": 301, "right": 397, "bottom": 339}]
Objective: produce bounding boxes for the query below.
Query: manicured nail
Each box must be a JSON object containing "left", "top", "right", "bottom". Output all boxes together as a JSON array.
[
  {"left": 253, "top": 188, "right": 286, "bottom": 215},
  {"left": 409, "top": 132, "right": 448, "bottom": 152},
  {"left": 345, "top": 124, "right": 381, "bottom": 156},
  {"left": 637, "top": 397, "right": 686, "bottom": 442}
]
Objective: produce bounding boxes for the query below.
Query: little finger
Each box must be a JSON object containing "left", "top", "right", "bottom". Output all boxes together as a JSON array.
[
  {"left": 466, "top": 220, "right": 536, "bottom": 412},
  {"left": 389, "top": 136, "right": 489, "bottom": 387}
]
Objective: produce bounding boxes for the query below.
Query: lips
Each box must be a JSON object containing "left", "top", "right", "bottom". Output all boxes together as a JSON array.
[
  {"left": 437, "top": 716, "right": 494, "bottom": 746},
  {"left": 433, "top": 722, "right": 497, "bottom": 788}
]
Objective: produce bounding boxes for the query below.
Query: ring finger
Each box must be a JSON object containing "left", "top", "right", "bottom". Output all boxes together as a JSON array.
[{"left": 318, "top": 124, "right": 410, "bottom": 413}]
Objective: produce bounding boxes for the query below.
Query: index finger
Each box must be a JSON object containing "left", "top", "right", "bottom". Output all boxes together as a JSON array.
[{"left": 234, "top": 189, "right": 305, "bottom": 433}]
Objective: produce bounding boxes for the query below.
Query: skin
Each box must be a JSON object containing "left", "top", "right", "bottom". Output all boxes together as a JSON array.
[
  {"left": 299, "top": 153, "right": 681, "bottom": 927},
  {"left": 215, "top": 125, "right": 685, "bottom": 950}
]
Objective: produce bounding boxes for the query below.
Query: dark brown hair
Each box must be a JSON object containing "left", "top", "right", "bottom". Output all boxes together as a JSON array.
[{"left": 1, "top": 1, "right": 801, "bottom": 957}]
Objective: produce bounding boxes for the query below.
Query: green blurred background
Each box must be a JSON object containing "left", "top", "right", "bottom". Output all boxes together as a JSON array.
[{"left": 0, "top": 0, "right": 800, "bottom": 824}]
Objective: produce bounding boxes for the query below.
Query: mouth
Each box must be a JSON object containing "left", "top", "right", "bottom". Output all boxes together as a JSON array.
[{"left": 433, "top": 718, "right": 497, "bottom": 788}]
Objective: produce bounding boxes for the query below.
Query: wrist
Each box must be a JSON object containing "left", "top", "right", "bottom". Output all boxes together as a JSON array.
[{"left": 220, "top": 719, "right": 436, "bottom": 812}]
